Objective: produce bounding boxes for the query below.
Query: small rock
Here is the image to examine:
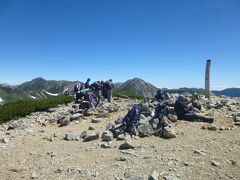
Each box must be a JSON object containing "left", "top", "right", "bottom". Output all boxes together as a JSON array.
[
  {"left": 115, "top": 157, "right": 127, "bottom": 161},
  {"left": 91, "top": 118, "right": 102, "bottom": 123},
  {"left": 31, "top": 172, "right": 37, "bottom": 179},
  {"left": 101, "top": 142, "right": 111, "bottom": 149},
  {"left": 117, "top": 134, "right": 126, "bottom": 141},
  {"left": 70, "top": 113, "right": 82, "bottom": 121},
  {"left": 59, "top": 116, "right": 70, "bottom": 127},
  {"left": 47, "top": 118, "right": 57, "bottom": 124},
  {"left": 234, "top": 116, "right": 240, "bottom": 122},
  {"left": 168, "top": 114, "right": 178, "bottom": 123},
  {"left": 211, "top": 160, "right": 221, "bottom": 166},
  {"left": 119, "top": 141, "right": 135, "bottom": 150},
  {"left": 162, "top": 126, "right": 176, "bottom": 139},
  {"left": 102, "top": 131, "right": 114, "bottom": 141},
  {"left": 234, "top": 122, "right": 240, "bottom": 126},
  {"left": 83, "top": 132, "right": 99, "bottom": 142},
  {"left": 64, "top": 133, "right": 78, "bottom": 141},
  {"left": 1, "top": 138, "right": 9, "bottom": 143},
  {"left": 149, "top": 170, "right": 159, "bottom": 180},
  {"left": 194, "top": 149, "right": 206, "bottom": 156},
  {"left": 88, "top": 126, "right": 95, "bottom": 130},
  {"left": 164, "top": 175, "right": 180, "bottom": 180},
  {"left": 207, "top": 125, "right": 218, "bottom": 131}
]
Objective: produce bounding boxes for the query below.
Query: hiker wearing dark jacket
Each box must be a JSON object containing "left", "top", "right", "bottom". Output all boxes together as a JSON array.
[
  {"left": 154, "top": 90, "right": 165, "bottom": 102},
  {"left": 174, "top": 95, "right": 213, "bottom": 123},
  {"left": 85, "top": 78, "right": 91, "bottom": 89}
]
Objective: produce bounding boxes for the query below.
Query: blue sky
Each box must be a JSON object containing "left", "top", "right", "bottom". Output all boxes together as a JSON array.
[{"left": 0, "top": 0, "right": 239, "bottom": 89}]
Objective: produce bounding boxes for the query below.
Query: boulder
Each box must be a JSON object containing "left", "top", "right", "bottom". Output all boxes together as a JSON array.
[
  {"left": 82, "top": 132, "right": 99, "bottom": 142},
  {"left": 137, "top": 124, "right": 154, "bottom": 138},
  {"left": 58, "top": 116, "right": 70, "bottom": 127},
  {"left": 162, "top": 126, "right": 176, "bottom": 139},
  {"left": 148, "top": 170, "right": 159, "bottom": 180},
  {"left": 64, "top": 133, "right": 78, "bottom": 141},
  {"left": 167, "top": 114, "right": 178, "bottom": 123},
  {"left": 119, "top": 141, "right": 135, "bottom": 150},
  {"left": 102, "top": 131, "right": 114, "bottom": 141},
  {"left": 70, "top": 113, "right": 83, "bottom": 121},
  {"left": 91, "top": 118, "right": 102, "bottom": 123}
]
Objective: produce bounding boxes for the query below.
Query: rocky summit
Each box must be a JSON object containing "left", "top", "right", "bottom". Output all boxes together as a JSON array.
[{"left": 0, "top": 96, "right": 240, "bottom": 180}]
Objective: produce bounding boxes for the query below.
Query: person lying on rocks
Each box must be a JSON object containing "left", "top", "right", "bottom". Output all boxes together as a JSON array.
[{"left": 174, "top": 95, "right": 214, "bottom": 123}]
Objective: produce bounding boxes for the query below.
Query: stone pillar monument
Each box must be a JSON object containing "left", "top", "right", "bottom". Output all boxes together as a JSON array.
[{"left": 205, "top": 60, "right": 211, "bottom": 99}]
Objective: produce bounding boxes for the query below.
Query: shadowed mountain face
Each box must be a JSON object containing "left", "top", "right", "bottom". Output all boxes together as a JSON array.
[
  {"left": 115, "top": 78, "right": 158, "bottom": 98},
  {"left": 212, "top": 88, "right": 240, "bottom": 97}
]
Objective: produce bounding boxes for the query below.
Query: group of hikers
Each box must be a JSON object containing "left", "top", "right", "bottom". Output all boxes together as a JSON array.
[
  {"left": 73, "top": 78, "right": 115, "bottom": 111},
  {"left": 110, "top": 89, "right": 214, "bottom": 138},
  {"left": 69, "top": 78, "right": 214, "bottom": 138}
]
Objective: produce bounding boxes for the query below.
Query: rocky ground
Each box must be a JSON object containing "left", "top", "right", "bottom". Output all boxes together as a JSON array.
[{"left": 0, "top": 96, "right": 240, "bottom": 180}]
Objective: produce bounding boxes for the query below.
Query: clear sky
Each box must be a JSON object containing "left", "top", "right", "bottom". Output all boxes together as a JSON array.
[{"left": 0, "top": 0, "right": 240, "bottom": 90}]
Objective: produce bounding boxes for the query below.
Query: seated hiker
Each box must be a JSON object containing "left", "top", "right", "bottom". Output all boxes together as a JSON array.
[
  {"left": 79, "top": 91, "right": 99, "bottom": 109},
  {"left": 121, "top": 103, "right": 142, "bottom": 136},
  {"left": 174, "top": 95, "right": 213, "bottom": 123}
]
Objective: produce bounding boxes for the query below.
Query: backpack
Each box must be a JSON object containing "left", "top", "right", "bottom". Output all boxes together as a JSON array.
[
  {"left": 105, "top": 81, "right": 112, "bottom": 90},
  {"left": 124, "top": 105, "right": 142, "bottom": 127}
]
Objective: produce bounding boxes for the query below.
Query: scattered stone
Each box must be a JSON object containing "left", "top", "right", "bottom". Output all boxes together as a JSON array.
[
  {"left": 234, "top": 116, "right": 240, "bottom": 122},
  {"left": 84, "top": 110, "right": 95, "bottom": 116},
  {"left": 31, "top": 172, "right": 37, "bottom": 179},
  {"left": 101, "top": 142, "right": 111, "bottom": 149},
  {"left": 148, "top": 170, "right": 159, "bottom": 180},
  {"left": 207, "top": 125, "right": 218, "bottom": 131},
  {"left": 138, "top": 124, "right": 154, "bottom": 138},
  {"left": 120, "top": 149, "right": 138, "bottom": 157},
  {"left": 102, "top": 131, "right": 114, "bottom": 141},
  {"left": 219, "top": 126, "right": 226, "bottom": 131},
  {"left": 88, "top": 126, "right": 95, "bottom": 130},
  {"left": 211, "top": 160, "right": 221, "bottom": 166},
  {"left": 59, "top": 116, "right": 70, "bottom": 127},
  {"left": 194, "top": 149, "right": 207, "bottom": 156},
  {"left": 162, "top": 126, "right": 176, "bottom": 139},
  {"left": 70, "top": 113, "right": 82, "bottom": 121},
  {"left": 119, "top": 141, "right": 135, "bottom": 150},
  {"left": 83, "top": 132, "right": 99, "bottom": 142},
  {"left": 115, "top": 157, "right": 127, "bottom": 161},
  {"left": 64, "top": 133, "right": 78, "bottom": 141},
  {"left": 91, "top": 118, "right": 102, "bottom": 123},
  {"left": 168, "top": 114, "right": 178, "bottom": 123},
  {"left": 117, "top": 134, "right": 126, "bottom": 141},
  {"left": 164, "top": 175, "right": 180, "bottom": 180},
  {"left": 234, "top": 122, "right": 240, "bottom": 126},
  {"left": 124, "top": 172, "right": 144, "bottom": 180},
  {"left": 47, "top": 118, "right": 57, "bottom": 124},
  {"left": 1, "top": 138, "right": 9, "bottom": 143}
]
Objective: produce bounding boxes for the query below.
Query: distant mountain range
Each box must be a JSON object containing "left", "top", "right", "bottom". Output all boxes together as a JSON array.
[
  {"left": 0, "top": 77, "right": 80, "bottom": 103},
  {"left": 1, "top": 77, "right": 240, "bottom": 104},
  {"left": 212, "top": 88, "right": 240, "bottom": 97}
]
